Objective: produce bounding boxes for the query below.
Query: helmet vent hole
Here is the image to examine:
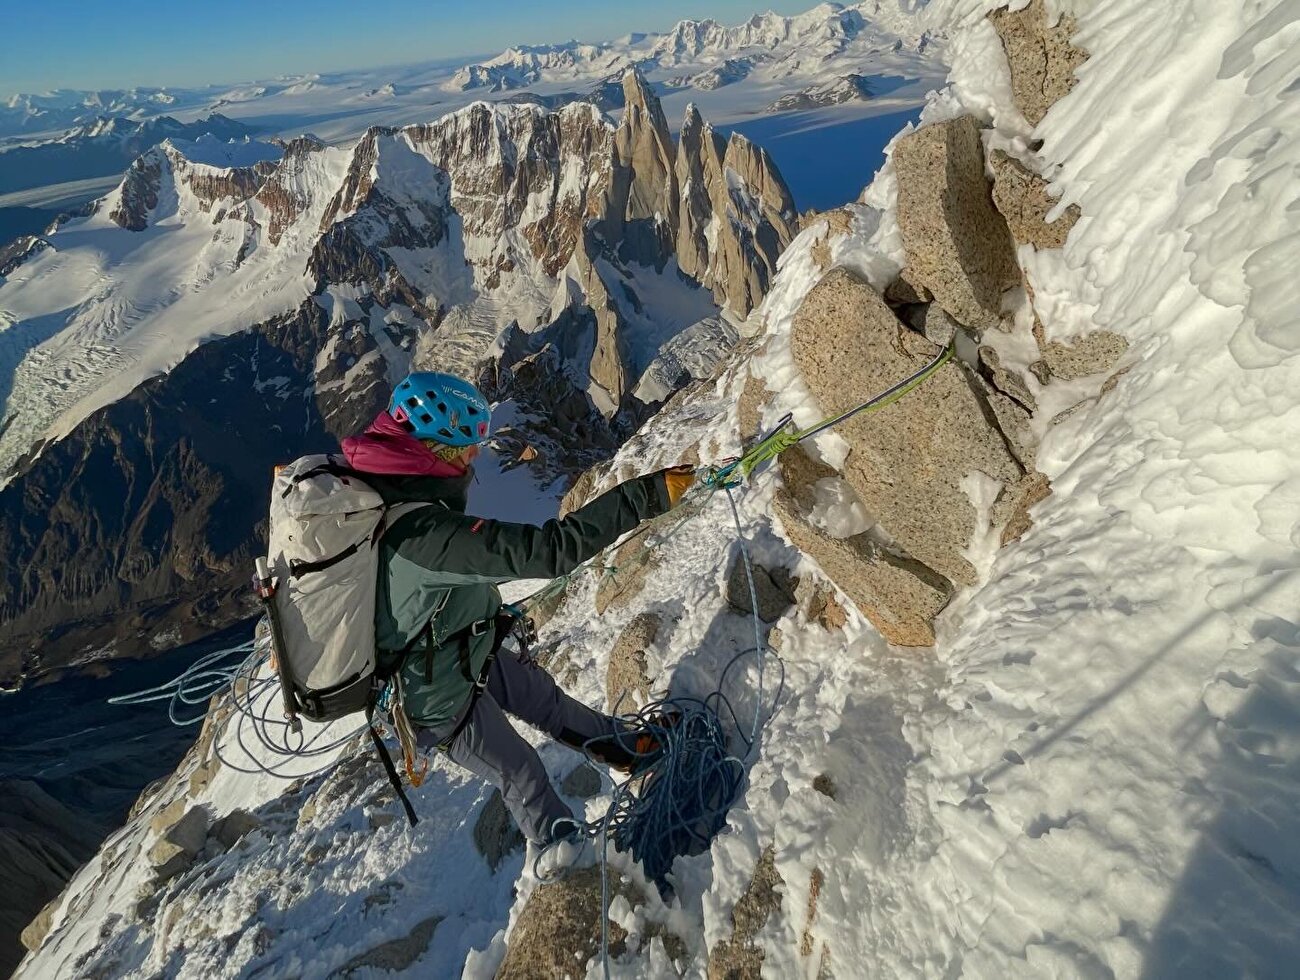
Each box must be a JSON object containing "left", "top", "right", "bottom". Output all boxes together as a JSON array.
[
  {"left": 406, "top": 397, "right": 419, "bottom": 408},
  {"left": 436, "top": 401, "right": 447, "bottom": 413},
  {"left": 420, "top": 413, "right": 433, "bottom": 424}
]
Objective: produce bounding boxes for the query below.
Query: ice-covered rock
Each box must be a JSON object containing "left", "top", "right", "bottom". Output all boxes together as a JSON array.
[
  {"left": 988, "top": 0, "right": 1088, "bottom": 128},
  {"left": 725, "top": 554, "right": 798, "bottom": 624},
  {"left": 705, "top": 845, "right": 783, "bottom": 979},
  {"left": 893, "top": 116, "right": 1018, "bottom": 329},
  {"left": 790, "top": 267, "right": 1024, "bottom": 587},
  {"left": 773, "top": 445, "right": 951, "bottom": 647},
  {"left": 988, "top": 149, "right": 1080, "bottom": 250},
  {"left": 1035, "top": 325, "right": 1129, "bottom": 380},
  {"left": 497, "top": 866, "right": 683, "bottom": 978},
  {"left": 146, "top": 804, "right": 210, "bottom": 882},
  {"left": 606, "top": 612, "right": 660, "bottom": 711},
  {"left": 472, "top": 790, "right": 525, "bottom": 872}
]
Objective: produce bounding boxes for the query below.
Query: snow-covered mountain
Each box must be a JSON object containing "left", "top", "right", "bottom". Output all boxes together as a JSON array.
[
  {"left": 0, "top": 71, "right": 795, "bottom": 682},
  {"left": 0, "top": 89, "right": 181, "bottom": 137},
  {"left": 0, "top": 114, "right": 256, "bottom": 198},
  {"left": 765, "top": 71, "right": 876, "bottom": 111},
  {"left": 445, "top": 1, "right": 932, "bottom": 96},
  {"left": 14, "top": 0, "right": 1300, "bottom": 977}
]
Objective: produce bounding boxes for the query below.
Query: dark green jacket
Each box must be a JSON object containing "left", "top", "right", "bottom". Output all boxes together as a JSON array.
[{"left": 364, "top": 470, "right": 671, "bottom": 732}]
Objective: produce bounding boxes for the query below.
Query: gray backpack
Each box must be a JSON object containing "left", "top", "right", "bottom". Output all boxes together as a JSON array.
[
  {"left": 256, "top": 454, "right": 434, "bottom": 825},
  {"left": 260, "top": 454, "right": 429, "bottom": 722}
]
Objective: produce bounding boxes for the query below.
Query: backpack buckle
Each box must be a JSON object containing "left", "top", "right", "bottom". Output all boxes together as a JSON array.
[{"left": 468, "top": 618, "right": 493, "bottom": 637}]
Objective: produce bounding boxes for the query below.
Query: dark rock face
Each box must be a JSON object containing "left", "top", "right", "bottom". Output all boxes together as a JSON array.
[
  {"left": 0, "top": 780, "right": 104, "bottom": 977},
  {"left": 109, "top": 151, "right": 163, "bottom": 230},
  {"left": 0, "top": 301, "right": 393, "bottom": 683},
  {"left": 0, "top": 235, "right": 49, "bottom": 278},
  {"left": 251, "top": 135, "right": 326, "bottom": 246}
]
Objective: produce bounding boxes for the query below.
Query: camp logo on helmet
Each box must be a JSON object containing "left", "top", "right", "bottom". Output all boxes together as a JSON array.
[
  {"left": 388, "top": 371, "right": 490, "bottom": 447},
  {"left": 446, "top": 385, "right": 480, "bottom": 403}
]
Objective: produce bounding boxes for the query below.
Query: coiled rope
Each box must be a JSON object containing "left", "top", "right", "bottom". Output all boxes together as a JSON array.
[
  {"left": 530, "top": 485, "right": 785, "bottom": 979},
  {"left": 109, "top": 634, "right": 366, "bottom": 780}
]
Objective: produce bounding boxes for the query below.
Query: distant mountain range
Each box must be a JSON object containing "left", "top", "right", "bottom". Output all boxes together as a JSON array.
[
  {"left": 0, "top": 114, "right": 255, "bottom": 198},
  {"left": 0, "top": 71, "right": 796, "bottom": 683},
  {"left": 0, "top": 88, "right": 181, "bottom": 136},
  {"left": 1, "top": 2, "right": 938, "bottom": 151},
  {"left": 443, "top": 2, "right": 928, "bottom": 95}
]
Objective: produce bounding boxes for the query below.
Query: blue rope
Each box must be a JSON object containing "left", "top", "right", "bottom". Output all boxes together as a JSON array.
[
  {"left": 108, "top": 642, "right": 255, "bottom": 726},
  {"left": 108, "top": 635, "right": 366, "bottom": 778},
  {"left": 535, "top": 485, "right": 786, "bottom": 978}
]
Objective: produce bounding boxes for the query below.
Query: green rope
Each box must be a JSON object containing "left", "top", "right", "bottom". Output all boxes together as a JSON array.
[
  {"left": 519, "top": 341, "right": 956, "bottom": 615},
  {"left": 715, "top": 340, "right": 956, "bottom": 485}
]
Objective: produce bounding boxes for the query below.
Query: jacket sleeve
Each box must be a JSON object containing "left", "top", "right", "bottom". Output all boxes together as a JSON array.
[{"left": 388, "top": 471, "right": 672, "bottom": 585}]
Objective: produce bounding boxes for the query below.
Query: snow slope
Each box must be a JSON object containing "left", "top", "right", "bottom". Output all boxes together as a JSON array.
[
  {"left": 15, "top": 0, "right": 1300, "bottom": 978},
  {"left": 0, "top": 137, "right": 353, "bottom": 479}
]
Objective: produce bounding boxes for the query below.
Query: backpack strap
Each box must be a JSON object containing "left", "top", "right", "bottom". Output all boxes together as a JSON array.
[
  {"left": 435, "top": 610, "right": 515, "bottom": 750},
  {"left": 364, "top": 701, "right": 419, "bottom": 827}
]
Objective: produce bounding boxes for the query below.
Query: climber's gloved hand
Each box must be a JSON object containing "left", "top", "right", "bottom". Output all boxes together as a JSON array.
[{"left": 661, "top": 465, "right": 696, "bottom": 508}]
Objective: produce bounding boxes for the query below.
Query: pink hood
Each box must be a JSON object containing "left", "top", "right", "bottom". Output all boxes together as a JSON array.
[{"left": 342, "top": 412, "right": 467, "bottom": 478}]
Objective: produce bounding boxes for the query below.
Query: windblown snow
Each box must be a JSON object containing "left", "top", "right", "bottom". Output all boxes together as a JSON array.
[{"left": 13, "top": 0, "right": 1300, "bottom": 978}]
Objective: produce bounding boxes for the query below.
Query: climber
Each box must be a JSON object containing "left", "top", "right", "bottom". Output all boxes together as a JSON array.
[{"left": 340, "top": 370, "right": 695, "bottom": 852}]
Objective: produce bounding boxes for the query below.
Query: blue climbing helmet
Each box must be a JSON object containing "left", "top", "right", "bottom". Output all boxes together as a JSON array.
[{"left": 388, "top": 372, "right": 491, "bottom": 446}]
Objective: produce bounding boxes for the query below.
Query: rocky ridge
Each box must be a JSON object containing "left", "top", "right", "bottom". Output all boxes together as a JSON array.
[{"left": 0, "top": 70, "right": 794, "bottom": 682}]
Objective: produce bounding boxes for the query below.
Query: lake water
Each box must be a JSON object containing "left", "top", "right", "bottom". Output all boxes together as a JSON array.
[{"left": 720, "top": 104, "right": 924, "bottom": 213}]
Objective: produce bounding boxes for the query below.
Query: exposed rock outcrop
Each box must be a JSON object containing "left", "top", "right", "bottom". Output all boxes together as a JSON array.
[
  {"left": 253, "top": 135, "right": 327, "bottom": 245},
  {"left": 109, "top": 150, "right": 163, "bottom": 230},
  {"left": 473, "top": 790, "right": 525, "bottom": 872},
  {"left": 790, "top": 268, "right": 1026, "bottom": 587},
  {"left": 675, "top": 104, "right": 797, "bottom": 317},
  {"left": 606, "top": 612, "right": 661, "bottom": 711},
  {"left": 774, "top": 447, "right": 951, "bottom": 647},
  {"left": 498, "top": 866, "right": 684, "bottom": 978},
  {"left": 1036, "top": 325, "right": 1129, "bottom": 380},
  {"left": 988, "top": 0, "right": 1088, "bottom": 127},
  {"left": 988, "top": 149, "right": 1080, "bottom": 250},
  {"left": 560, "top": 765, "right": 602, "bottom": 800},
  {"left": 893, "top": 116, "right": 1018, "bottom": 329},
  {"left": 725, "top": 555, "right": 798, "bottom": 623},
  {"left": 147, "top": 804, "right": 211, "bottom": 882},
  {"left": 0, "top": 235, "right": 50, "bottom": 278},
  {"left": 335, "top": 915, "right": 442, "bottom": 976},
  {"left": 706, "top": 845, "right": 783, "bottom": 980},
  {"left": 595, "top": 512, "right": 672, "bottom": 615},
  {"left": 606, "top": 71, "right": 679, "bottom": 263}
]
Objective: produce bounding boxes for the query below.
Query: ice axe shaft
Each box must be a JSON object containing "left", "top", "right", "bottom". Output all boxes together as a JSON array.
[{"left": 254, "top": 556, "right": 302, "bottom": 731}]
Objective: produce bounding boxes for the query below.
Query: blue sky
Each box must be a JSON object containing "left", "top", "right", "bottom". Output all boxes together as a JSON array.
[{"left": 1, "top": 0, "right": 816, "bottom": 96}]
